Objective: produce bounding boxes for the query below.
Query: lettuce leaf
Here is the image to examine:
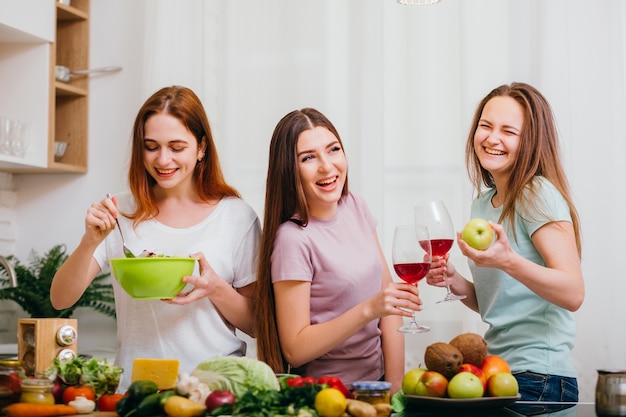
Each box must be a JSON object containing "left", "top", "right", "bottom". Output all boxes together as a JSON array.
[{"left": 191, "top": 356, "right": 280, "bottom": 398}]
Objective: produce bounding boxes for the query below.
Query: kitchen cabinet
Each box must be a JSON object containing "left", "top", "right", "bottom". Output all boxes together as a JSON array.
[{"left": 0, "top": 0, "right": 89, "bottom": 173}]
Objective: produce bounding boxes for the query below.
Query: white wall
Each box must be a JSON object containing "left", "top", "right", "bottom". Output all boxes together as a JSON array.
[{"left": 5, "top": 0, "right": 626, "bottom": 402}]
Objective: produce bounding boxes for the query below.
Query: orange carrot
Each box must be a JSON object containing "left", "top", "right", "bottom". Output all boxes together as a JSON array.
[{"left": 3, "top": 402, "right": 77, "bottom": 417}]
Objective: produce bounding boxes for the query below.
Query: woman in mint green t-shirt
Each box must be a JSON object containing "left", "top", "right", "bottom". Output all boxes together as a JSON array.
[{"left": 427, "top": 83, "right": 584, "bottom": 403}]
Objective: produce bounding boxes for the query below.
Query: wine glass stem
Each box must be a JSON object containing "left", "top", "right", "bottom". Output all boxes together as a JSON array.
[{"left": 410, "top": 283, "right": 419, "bottom": 323}]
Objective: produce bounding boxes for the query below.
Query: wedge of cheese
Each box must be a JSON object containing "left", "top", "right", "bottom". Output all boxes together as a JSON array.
[{"left": 131, "top": 358, "right": 180, "bottom": 390}]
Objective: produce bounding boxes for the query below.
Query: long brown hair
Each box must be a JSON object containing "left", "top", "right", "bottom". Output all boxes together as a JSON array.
[
  {"left": 465, "top": 82, "right": 581, "bottom": 255},
  {"left": 126, "top": 86, "right": 239, "bottom": 224},
  {"left": 255, "top": 108, "right": 348, "bottom": 372}
]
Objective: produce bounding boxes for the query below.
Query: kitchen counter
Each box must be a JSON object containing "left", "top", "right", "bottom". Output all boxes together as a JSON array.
[
  {"left": 58, "top": 402, "right": 598, "bottom": 417},
  {"left": 398, "top": 402, "right": 596, "bottom": 417}
]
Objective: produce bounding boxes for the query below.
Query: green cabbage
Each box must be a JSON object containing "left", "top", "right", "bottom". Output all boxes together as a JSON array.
[{"left": 190, "top": 356, "right": 280, "bottom": 398}]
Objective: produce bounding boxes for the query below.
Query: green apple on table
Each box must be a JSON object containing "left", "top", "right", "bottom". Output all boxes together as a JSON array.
[
  {"left": 402, "top": 368, "right": 427, "bottom": 395},
  {"left": 486, "top": 372, "right": 519, "bottom": 397},
  {"left": 447, "top": 371, "right": 485, "bottom": 398},
  {"left": 458, "top": 363, "right": 486, "bottom": 389}
]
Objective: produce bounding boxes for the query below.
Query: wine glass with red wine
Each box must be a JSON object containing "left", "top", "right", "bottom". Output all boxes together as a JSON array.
[
  {"left": 392, "top": 224, "right": 431, "bottom": 333},
  {"left": 414, "top": 200, "right": 467, "bottom": 303}
]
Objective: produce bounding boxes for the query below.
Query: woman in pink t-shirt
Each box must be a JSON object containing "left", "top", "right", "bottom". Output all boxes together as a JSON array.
[{"left": 255, "top": 108, "right": 422, "bottom": 393}]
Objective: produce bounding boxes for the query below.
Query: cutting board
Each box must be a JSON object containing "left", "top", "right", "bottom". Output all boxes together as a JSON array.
[{"left": 62, "top": 413, "right": 117, "bottom": 417}]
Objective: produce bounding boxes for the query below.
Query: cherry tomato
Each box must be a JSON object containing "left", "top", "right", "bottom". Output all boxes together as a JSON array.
[
  {"left": 62, "top": 385, "right": 95, "bottom": 405},
  {"left": 97, "top": 393, "right": 124, "bottom": 411}
]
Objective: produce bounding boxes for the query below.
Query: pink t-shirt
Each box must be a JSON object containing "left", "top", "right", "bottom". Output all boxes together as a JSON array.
[{"left": 271, "top": 192, "right": 384, "bottom": 384}]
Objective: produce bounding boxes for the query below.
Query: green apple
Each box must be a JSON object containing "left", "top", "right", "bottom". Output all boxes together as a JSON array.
[
  {"left": 486, "top": 372, "right": 519, "bottom": 397},
  {"left": 458, "top": 363, "right": 486, "bottom": 389},
  {"left": 402, "top": 368, "right": 427, "bottom": 395},
  {"left": 461, "top": 218, "right": 494, "bottom": 250},
  {"left": 447, "top": 371, "right": 485, "bottom": 398},
  {"left": 414, "top": 371, "right": 448, "bottom": 397}
]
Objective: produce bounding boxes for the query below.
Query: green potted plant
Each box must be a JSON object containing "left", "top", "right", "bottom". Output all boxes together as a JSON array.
[{"left": 0, "top": 244, "right": 115, "bottom": 319}]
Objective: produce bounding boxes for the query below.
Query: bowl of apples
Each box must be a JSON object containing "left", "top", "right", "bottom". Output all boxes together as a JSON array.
[{"left": 402, "top": 333, "right": 520, "bottom": 409}]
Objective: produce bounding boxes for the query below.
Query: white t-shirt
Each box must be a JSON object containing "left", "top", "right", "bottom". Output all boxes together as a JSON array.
[{"left": 93, "top": 192, "right": 261, "bottom": 392}]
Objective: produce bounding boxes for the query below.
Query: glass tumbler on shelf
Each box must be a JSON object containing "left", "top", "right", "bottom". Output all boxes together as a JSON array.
[
  {"left": 10, "top": 121, "right": 29, "bottom": 158},
  {"left": 0, "top": 117, "right": 12, "bottom": 156}
]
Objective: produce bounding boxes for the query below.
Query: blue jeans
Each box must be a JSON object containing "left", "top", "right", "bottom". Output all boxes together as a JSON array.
[{"left": 507, "top": 372, "right": 579, "bottom": 416}]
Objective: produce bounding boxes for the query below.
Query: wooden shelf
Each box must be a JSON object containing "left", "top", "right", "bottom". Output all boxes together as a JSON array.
[
  {"left": 51, "top": 0, "right": 90, "bottom": 172},
  {"left": 55, "top": 81, "right": 88, "bottom": 97},
  {"left": 0, "top": 0, "right": 89, "bottom": 173},
  {"left": 57, "top": 3, "right": 88, "bottom": 21}
]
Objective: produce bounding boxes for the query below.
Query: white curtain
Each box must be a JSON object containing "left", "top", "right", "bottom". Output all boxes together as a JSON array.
[{"left": 142, "top": 0, "right": 626, "bottom": 401}]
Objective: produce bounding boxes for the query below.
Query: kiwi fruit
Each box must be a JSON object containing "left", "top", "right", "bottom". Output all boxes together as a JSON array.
[
  {"left": 449, "top": 332, "right": 488, "bottom": 367},
  {"left": 424, "top": 342, "right": 463, "bottom": 379}
]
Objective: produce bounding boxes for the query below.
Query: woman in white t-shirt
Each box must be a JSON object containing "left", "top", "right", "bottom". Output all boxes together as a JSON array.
[
  {"left": 51, "top": 86, "right": 260, "bottom": 392},
  {"left": 255, "top": 108, "right": 421, "bottom": 393}
]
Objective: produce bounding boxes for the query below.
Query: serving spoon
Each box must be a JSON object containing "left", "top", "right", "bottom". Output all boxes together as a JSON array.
[{"left": 106, "top": 193, "right": 135, "bottom": 258}]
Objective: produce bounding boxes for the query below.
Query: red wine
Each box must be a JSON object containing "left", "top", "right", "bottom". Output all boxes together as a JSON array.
[
  {"left": 420, "top": 239, "right": 453, "bottom": 257},
  {"left": 394, "top": 262, "right": 429, "bottom": 284}
]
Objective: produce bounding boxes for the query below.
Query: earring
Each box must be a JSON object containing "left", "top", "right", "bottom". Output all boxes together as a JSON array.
[{"left": 198, "top": 153, "right": 204, "bottom": 162}]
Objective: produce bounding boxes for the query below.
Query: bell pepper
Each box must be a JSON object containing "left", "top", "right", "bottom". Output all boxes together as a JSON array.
[
  {"left": 116, "top": 380, "right": 160, "bottom": 417},
  {"left": 318, "top": 375, "right": 353, "bottom": 398},
  {"left": 285, "top": 375, "right": 317, "bottom": 388}
]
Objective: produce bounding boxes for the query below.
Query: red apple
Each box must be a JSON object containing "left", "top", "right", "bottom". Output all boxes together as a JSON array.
[
  {"left": 414, "top": 371, "right": 448, "bottom": 397},
  {"left": 458, "top": 363, "right": 486, "bottom": 389},
  {"left": 481, "top": 355, "right": 511, "bottom": 383},
  {"left": 205, "top": 390, "right": 236, "bottom": 412},
  {"left": 486, "top": 372, "right": 519, "bottom": 397}
]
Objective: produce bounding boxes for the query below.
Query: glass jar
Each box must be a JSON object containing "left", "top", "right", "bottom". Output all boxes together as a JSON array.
[
  {"left": 20, "top": 378, "right": 55, "bottom": 405},
  {"left": 596, "top": 369, "right": 626, "bottom": 416},
  {"left": 353, "top": 381, "right": 392, "bottom": 405},
  {"left": 0, "top": 360, "right": 23, "bottom": 409}
]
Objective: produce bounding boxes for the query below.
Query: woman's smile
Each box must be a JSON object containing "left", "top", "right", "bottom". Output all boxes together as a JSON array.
[
  {"left": 316, "top": 175, "right": 339, "bottom": 189},
  {"left": 155, "top": 167, "right": 178, "bottom": 177}
]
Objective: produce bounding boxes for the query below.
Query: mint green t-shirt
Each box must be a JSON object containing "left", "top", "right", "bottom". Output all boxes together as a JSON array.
[{"left": 470, "top": 177, "right": 577, "bottom": 377}]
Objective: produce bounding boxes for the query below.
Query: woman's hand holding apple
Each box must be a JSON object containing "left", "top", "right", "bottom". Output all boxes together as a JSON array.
[{"left": 457, "top": 222, "right": 517, "bottom": 271}]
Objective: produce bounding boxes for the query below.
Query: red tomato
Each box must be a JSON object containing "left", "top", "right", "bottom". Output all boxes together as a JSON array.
[
  {"left": 62, "top": 385, "right": 95, "bottom": 405},
  {"left": 97, "top": 393, "right": 124, "bottom": 411}
]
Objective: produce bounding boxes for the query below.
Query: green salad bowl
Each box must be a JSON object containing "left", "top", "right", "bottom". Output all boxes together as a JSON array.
[{"left": 110, "top": 257, "right": 196, "bottom": 299}]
